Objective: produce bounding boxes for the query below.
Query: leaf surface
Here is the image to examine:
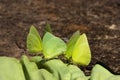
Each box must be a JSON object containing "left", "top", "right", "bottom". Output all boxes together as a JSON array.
[
  {"left": 21, "top": 55, "right": 39, "bottom": 80},
  {"left": 68, "top": 65, "right": 87, "bottom": 80},
  {"left": 42, "top": 59, "right": 71, "bottom": 80},
  {"left": 0, "top": 57, "right": 25, "bottom": 80},
  {"left": 107, "top": 75, "right": 120, "bottom": 80},
  {"left": 34, "top": 69, "right": 57, "bottom": 80},
  {"left": 21, "top": 55, "right": 57, "bottom": 80},
  {"left": 90, "top": 64, "right": 113, "bottom": 80}
]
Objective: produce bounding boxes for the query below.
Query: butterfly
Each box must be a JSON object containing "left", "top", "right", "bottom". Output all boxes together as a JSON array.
[
  {"left": 27, "top": 25, "right": 66, "bottom": 59},
  {"left": 65, "top": 31, "right": 91, "bottom": 66}
]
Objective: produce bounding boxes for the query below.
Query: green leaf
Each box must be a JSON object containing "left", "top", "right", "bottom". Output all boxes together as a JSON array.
[
  {"left": 86, "top": 76, "right": 90, "bottom": 80},
  {"left": 27, "top": 25, "right": 42, "bottom": 53},
  {"left": 107, "top": 75, "right": 120, "bottom": 80},
  {"left": 41, "top": 59, "right": 71, "bottom": 80},
  {"left": 21, "top": 55, "right": 57, "bottom": 80},
  {"left": 68, "top": 65, "right": 87, "bottom": 80},
  {"left": 30, "top": 56, "right": 42, "bottom": 63},
  {"left": 21, "top": 55, "right": 39, "bottom": 80},
  {"left": 43, "top": 32, "right": 66, "bottom": 59},
  {"left": 90, "top": 64, "right": 113, "bottom": 80},
  {"left": 33, "top": 69, "right": 57, "bottom": 80},
  {"left": 72, "top": 33, "right": 91, "bottom": 66},
  {"left": 0, "top": 57, "right": 25, "bottom": 80},
  {"left": 65, "top": 31, "right": 80, "bottom": 59}
]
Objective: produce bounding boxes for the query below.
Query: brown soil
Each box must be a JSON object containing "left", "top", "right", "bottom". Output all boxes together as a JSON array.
[{"left": 0, "top": 0, "right": 120, "bottom": 75}]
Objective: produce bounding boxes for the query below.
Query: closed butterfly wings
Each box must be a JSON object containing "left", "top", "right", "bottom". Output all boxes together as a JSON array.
[
  {"left": 27, "top": 26, "right": 91, "bottom": 66},
  {"left": 65, "top": 31, "right": 91, "bottom": 66},
  {"left": 27, "top": 26, "right": 66, "bottom": 59},
  {"left": 27, "top": 26, "right": 42, "bottom": 53},
  {"left": 43, "top": 32, "right": 66, "bottom": 59}
]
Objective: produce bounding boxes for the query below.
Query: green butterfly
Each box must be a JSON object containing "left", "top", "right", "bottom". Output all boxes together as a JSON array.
[
  {"left": 27, "top": 26, "right": 66, "bottom": 59},
  {"left": 65, "top": 31, "right": 91, "bottom": 66},
  {"left": 43, "top": 32, "right": 66, "bottom": 59},
  {"left": 27, "top": 25, "right": 43, "bottom": 53}
]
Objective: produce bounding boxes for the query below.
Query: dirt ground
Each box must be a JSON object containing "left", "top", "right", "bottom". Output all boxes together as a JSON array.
[{"left": 0, "top": 0, "right": 120, "bottom": 75}]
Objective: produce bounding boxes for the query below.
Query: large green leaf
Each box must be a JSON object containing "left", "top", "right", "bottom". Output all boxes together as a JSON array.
[
  {"left": 90, "top": 64, "right": 113, "bottom": 80},
  {"left": 65, "top": 31, "right": 80, "bottom": 59},
  {"left": 43, "top": 32, "right": 66, "bottom": 59},
  {"left": 42, "top": 59, "right": 71, "bottom": 80},
  {"left": 91, "top": 64, "right": 120, "bottom": 80},
  {"left": 27, "top": 26, "right": 42, "bottom": 53},
  {"left": 21, "top": 55, "right": 39, "bottom": 80},
  {"left": 72, "top": 33, "right": 91, "bottom": 66},
  {"left": 21, "top": 55, "right": 57, "bottom": 80},
  {"left": 68, "top": 65, "right": 87, "bottom": 80},
  {"left": 0, "top": 57, "right": 25, "bottom": 80}
]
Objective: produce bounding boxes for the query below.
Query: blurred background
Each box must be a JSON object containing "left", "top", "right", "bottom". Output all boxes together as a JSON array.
[{"left": 0, "top": 0, "right": 120, "bottom": 75}]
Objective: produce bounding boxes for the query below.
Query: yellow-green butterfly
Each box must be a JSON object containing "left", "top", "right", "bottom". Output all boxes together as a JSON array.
[
  {"left": 27, "top": 26, "right": 66, "bottom": 59},
  {"left": 27, "top": 25, "right": 42, "bottom": 53},
  {"left": 43, "top": 32, "right": 66, "bottom": 59},
  {"left": 65, "top": 31, "right": 91, "bottom": 66}
]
